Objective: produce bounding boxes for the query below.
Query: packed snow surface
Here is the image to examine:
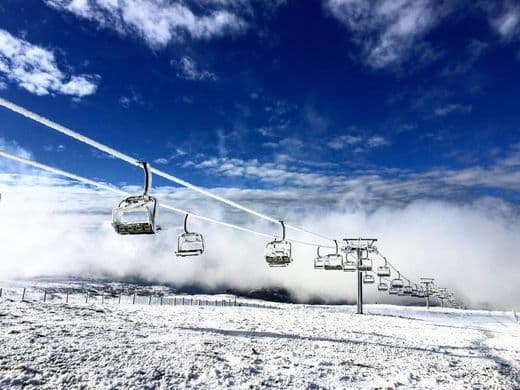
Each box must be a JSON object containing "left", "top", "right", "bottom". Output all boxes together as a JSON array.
[{"left": 1, "top": 293, "right": 519, "bottom": 389}]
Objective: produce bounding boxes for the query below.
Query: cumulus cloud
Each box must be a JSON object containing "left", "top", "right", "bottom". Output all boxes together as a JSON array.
[
  {"left": 0, "top": 29, "right": 98, "bottom": 97},
  {"left": 323, "top": 0, "right": 451, "bottom": 69},
  {"left": 44, "top": 0, "right": 250, "bottom": 49},
  {"left": 172, "top": 56, "right": 217, "bottom": 81},
  {"left": 0, "top": 171, "right": 519, "bottom": 309}
]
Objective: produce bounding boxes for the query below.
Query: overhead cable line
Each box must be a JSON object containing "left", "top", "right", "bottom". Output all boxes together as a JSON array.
[
  {"left": 0, "top": 150, "right": 335, "bottom": 249},
  {"left": 0, "top": 97, "right": 333, "bottom": 244}
]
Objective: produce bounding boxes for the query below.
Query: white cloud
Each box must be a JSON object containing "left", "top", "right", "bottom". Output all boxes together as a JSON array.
[
  {"left": 327, "top": 135, "right": 362, "bottom": 150},
  {"left": 489, "top": 2, "right": 520, "bottom": 40},
  {"left": 434, "top": 103, "right": 472, "bottom": 116},
  {"left": 119, "top": 89, "right": 143, "bottom": 107},
  {"left": 324, "top": 0, "right": 449, "bottom": 69},
  {"left": 153, "top": 148, "right": 188, "bottom": 165},
  {"left": 45, "top": 0, "right": 249, "bottom": 49},
  {"left": 172, "top": 56, "right": 217, "bottom": 81},
  {"left": 0, "top": 29, "right": 98, "bottom": 97},
  {"left": 326, "top": 133, "right": 389, "bottom": 151},
  {"left": 0, "top": 172, "right": 519, "bottom": 308}
]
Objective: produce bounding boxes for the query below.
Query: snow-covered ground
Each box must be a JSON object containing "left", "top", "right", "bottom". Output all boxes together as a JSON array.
[{"left": 1, "top": 290, "right": 519, "bottom": 389}]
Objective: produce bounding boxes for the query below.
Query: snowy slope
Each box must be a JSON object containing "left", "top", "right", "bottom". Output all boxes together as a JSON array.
[{"left": 1, "top": 295, "right": 519, "bottom": 389}]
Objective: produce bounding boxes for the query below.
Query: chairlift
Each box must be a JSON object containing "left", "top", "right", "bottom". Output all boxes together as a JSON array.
[
  {"left": 358, "top": 256, "right": 372, "bottom": 271},
  {"left": 175, "top": 214, "right": 204, "bottom": 257},
  {"left": 390, "top": 271, "right": 404, "bottom": 289},
  {"left": 342, "top": 256, "right": 357, "bottom": 272},
  {"left": 378, "top": 278, "right": 388, "bottom": 291},
  {"left": 388, "top": 287, "right": 399, "bottom": 295},
  {"left": 363, "top": 273, "right": 375, "bottom": 284},
  {"left": 265, "top": 221, "right": 292, "bottom": 267},
  {"left": 314, "top": 246, "right": 325, "bottom": 269},
  {"left": 377, "top": 257, "right": 391, "bottom": 277},
  {"left": 398, "top": 289, "right": 406, "bottom": 296},
  {"left": 324, "top": 240, "right": 343, "bottom": 270},
  {"left": 112, "top": 162, "right": 159, "bottom": 235},
  {"left": 403, "top": 281, "right": 413, "bottom": 295}
]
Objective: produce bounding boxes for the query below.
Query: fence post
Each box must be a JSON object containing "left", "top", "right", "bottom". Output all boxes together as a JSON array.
[
  {"left": 190, "top": 298, "right": 193, "bottom": 305},
  {"left": 85, "top": 292, "right": 89, "bottom": 304},
  {"left": 0, "top": 287, "right": 2, "bottom": 298},
  {"left": 21, "top": 288, "right": 26, "bottom": 302},
  {"left": 102, "top": 292, "right": 105, "bottom": 305},
  {"left": 43, "top": 290, "right": 47, "bottom": 303},
  {"left": 160, "top": 296, "right": 163, "bottom": 306},
  {"left": 132, "top": 292, "right": 136, "bottom": 305},
  {"left": 148, "top": 295, "right": 152, "bottom": 305},
  {"left": 182, "top": 297, "right": 185, "bottom": 306},
  {"left": 66, "top": 292, "right": 69, "bottom": 304},
  {"left": 118, "top": 292, "right": 122, "bottom": 305},
  {"left": 174, "top": 297, "right": 177, "bottom": 306}
]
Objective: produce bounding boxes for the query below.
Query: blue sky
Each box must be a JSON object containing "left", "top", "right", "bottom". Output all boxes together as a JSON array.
[{"left": 0, "top": 0, "right": 519, "bottom": 206}]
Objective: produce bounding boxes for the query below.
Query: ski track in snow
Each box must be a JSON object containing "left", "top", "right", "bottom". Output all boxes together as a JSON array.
[{"left": 1, "top": 295, "right": 519, "bottom": 389}]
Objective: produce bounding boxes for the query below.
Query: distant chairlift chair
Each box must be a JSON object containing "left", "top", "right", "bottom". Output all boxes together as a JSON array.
[
  {"left": 265, "top": 221, "right": 292, "bottom": 267},
  {"left": 112, "top": 162, "right": 160, "bottom": 235},
  {"left": 323, "top": 240, "right": 343, "bottom": 270},
  {"left": 390, "top": 271, "right": 404, "bottom": 289},
  {"left": 175, "top": 214, "right": 204, "bottom": 257},
  {"left": 378, "top": 277, "right": 389, "bottom": 291},
  {"left": 377, "top": 257, "right": 391, "bottom": 277},
  {"left": 363, "top": 273, "right": 375, "bottom": 284}
]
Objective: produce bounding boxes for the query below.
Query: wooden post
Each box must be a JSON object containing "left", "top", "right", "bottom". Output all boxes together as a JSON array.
[
  {"left": 132, "top": 292, "right": 136, "bottom": 305},
  {"left": 43, "top": 290, "right": 47, "bottom": 303},
  {"left": 118, "top": 292, "right": 122, "bottom": 304},
  {"left": 174, "top": 297, "right": 177, "bottom": 306},
  {"left": 102, "top": 292, "right": 105, "bottom": 304},
  {"left": 190, "top": 298, "right": 193, "bottom": 305},
  {"left": 85, "top": 292, "right": 89, "bottom": 304},
  {"left": 66, "top": 292, "right": 69, "bottom": 304},
  {"left": 21, "top": 288, "right": 26, "bottom": 302},
  {"left": 160, "top": 296, "right": 163, "bottom": 306},
  {"left": 148, "top": 295, "right": 152, "bottom": 305},
  {"left": 0, "top": 287, "right": 2, "bottom": 298}
]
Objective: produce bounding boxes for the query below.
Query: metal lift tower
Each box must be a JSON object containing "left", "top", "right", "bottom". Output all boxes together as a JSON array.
[{"left": 344, "top": 238, "right": 378, "bottom": 315}]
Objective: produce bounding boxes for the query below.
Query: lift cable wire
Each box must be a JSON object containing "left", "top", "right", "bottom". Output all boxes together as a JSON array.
[
  {"left": 0, "top": 150, "right": 336, "bottom": 250},
  {"left": 0, "top": 97, "right": 333, "bottom": 244}
]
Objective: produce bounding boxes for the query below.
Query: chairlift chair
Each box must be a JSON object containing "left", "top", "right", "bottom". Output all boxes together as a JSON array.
[
  {"left": 324, "top": 240, "right": 343, "bottom": 270},
  {"left": 175, "top": 214, "right": 204, "bottom": 257},
  {"left": 363, "top": 273, "right": 375, "bottom": 284},
  {"left": 265, "top": 221, "right": 292, "bottom": 267},
  {"left": 314, "top": 246, "right": 325, "bottom": 269},
  {"left": 358, "top": 257, "right": 373, "bottom": 272},
  {"left": 398, "top": 289, "right": 406, "bottom": 296},
  {"left": 390, "top": 271, "right": 404, "bottom": 289},
  {"left": 342, "top": 257, "right": 357, "bottom": 272},
  {"left": 377, "top": 257, "right": 391, "bottom": 277},
  {"left": 112, "top": 162, "right": 159, "bottom": 235},
  {"left": 388, "top": 287, "right": 399, "bottom": 295},
  {"left": 403, "top": 282, "right": 413, "bottom": 295},
  {"left": 378, "top": 278, "right": 389, "bottom": 291}
]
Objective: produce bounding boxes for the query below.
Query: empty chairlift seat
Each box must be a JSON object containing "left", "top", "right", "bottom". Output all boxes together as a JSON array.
[
  {"left": 378, "top": 279, "right": 389, "bottom": 291},
  {"left": 265, "top": 221, "right": 292, "bottom": 267},
  {"left": 390, "top": 272, "right": 404, "bottom": 289},
  {"left": 358, "top": 256, "right": 372, "bottom": 271},
  {"left": 176, "top": 214, "right": 204, "bottom": 257},
  {"left": 377, "top": 257, "right": 391, "bottom": 277},
  {"left": 323, "top": 240, "right": 343, "bottom": 270},
  {"left": 363, "top": 273, "right": 375, "bottom": 284},
  {"left": 112, "top": 162, "right": 160, "bottom": 235},
  {"left": 314, "top": 247, "right": 325, "bottom": 269}
]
